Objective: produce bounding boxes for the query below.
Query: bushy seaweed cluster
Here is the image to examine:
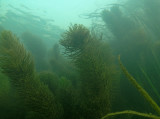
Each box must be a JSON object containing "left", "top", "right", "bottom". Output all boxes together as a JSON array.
[
  {"left": 60, "top": 24, "right": 117, "bottom": 119},
  {"left": 0, "top": 24, "right": 116, "bottom": 119},
  {"left": 0, "top": 31, "right": 63, "bottom": 119},
  {"left": 1, "top": 0, "right": 160, "bottom": 119}
]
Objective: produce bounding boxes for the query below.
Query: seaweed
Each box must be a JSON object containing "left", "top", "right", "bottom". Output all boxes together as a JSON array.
[
  {"left": 101, "top": 1, "right": 160, "bottom": 112},
  {"left": 101, "top": 56, "right": 160, "bottom": 119},
  {"left": 60, "top": 24, "right": 91, "bottom": 58},
  {"left": 0, "top": 31, "right": 63, "bottom": 119},
  {"left": 60, "top": 24, "right": 117, "bottom": 119}
]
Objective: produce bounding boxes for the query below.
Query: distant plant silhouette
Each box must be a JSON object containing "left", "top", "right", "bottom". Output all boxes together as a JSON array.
[
  {"left": 21, "top": 32, "right": 48, "bottom": 71},
  {"left": 101, "top": 1, "right": 160, "bottom": 112}
]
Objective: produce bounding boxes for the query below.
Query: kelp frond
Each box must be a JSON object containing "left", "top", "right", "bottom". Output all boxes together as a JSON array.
[
  {"left": 101, "top": 56, "right": 160, "bottom": 119},
  {"left": 118, "top": 55, "right": 160, "bottom": 115},
  {"left": 101, "top": 110, "right": 160, "bottom": 119}
]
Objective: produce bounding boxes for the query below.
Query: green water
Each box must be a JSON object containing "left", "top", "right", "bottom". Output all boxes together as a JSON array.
[{"left": 0, "top": 0, "right": 160, "bottom": 119}]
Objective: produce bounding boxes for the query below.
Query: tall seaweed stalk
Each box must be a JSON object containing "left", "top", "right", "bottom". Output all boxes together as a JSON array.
[
  {"left": 60, "top": 24, "right": 117, "bottom": 119},
  {"left": 101, "top": 56, "right": 160, "bottom": 119},
  {"left": 0, "top": 31, "right": 63, "bottom": 119}
]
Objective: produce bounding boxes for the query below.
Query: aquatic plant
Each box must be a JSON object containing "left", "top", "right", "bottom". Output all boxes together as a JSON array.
[
  {"left": 101, "top": 56, "right": 160, "bottom": 119},
  {"left": 101, "top": 5, "right": 136, "bottom": 40},
  {"left": 0, "top": 31, "right": 63, "bottom": 119},
  {"left": 38, "top": 71, "right": 76, "bottom": 119},
  {"left": 0, "top": 72, "right": 26, "bottom": 119},
  {"left": 126, "top": 0, "right": 160, "bottom": 39},
  {"left": 101, "top": 2, "right": 160, "bottom": 111},
  {"left": 60, "top": 24, "right": 117, "bottom": 119},
  {"left": 55, "top": 77, "right": 76, "bottom": 119},
  {"left": 60, "top": 24, "right": 91, "bottom": 58},
  {"left": 38, "top": 71, "right": 59, "bottom": 94}
]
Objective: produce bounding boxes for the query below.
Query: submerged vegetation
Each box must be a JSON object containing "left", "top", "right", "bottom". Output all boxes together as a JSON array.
[
  {"left": 0, "top": 31, "right": 62, "bottom": 119},
  {"left": 60, "top": 24, "right": 117, "bottom": 118},
  {"left": 0, "top": 25, "right": 116, "bottom": 119},
  {"left": 101, "top": 56, "right": 160, "bottom": 119},
  {"left": 0, "top": 0, "right": 160, "bottom": 119}
]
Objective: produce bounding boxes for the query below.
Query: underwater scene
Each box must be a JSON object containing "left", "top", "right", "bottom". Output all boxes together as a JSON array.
[{"left": 0, "top": 0, "right": 160, "bottom": 119}]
